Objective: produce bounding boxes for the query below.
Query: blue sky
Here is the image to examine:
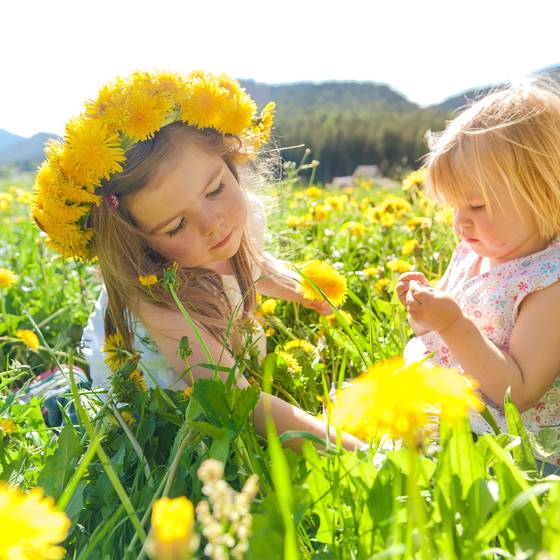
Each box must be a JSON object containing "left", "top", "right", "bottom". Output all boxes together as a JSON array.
[{"left": 1, "top": 0, "right": 558, "bottom": 137}]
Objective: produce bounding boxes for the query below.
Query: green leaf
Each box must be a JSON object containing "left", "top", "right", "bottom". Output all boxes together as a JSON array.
[
  {"left": 529, "top": 427, "right": 560, "bottom": 460},
  {"left": 503, "top": 388, "right": 538, "bottom": 472},
  {"left": 38, "top": 422, "right": 83, "bottom": 500},
  {"left": 192, "top": 378, "right": 235, "bottom": 430}
]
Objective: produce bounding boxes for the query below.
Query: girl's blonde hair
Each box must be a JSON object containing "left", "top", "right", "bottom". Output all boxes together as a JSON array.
[
  {"left": 424, "top": 77, "right": 560, "bottom": 240},
  {"left": 89, "top": 122, "right": 288, "bottom": 354}
]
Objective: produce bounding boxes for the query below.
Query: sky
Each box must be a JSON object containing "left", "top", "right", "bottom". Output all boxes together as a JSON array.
[{"left": 1, "top": 0, "right": 559, "bottom": 137}]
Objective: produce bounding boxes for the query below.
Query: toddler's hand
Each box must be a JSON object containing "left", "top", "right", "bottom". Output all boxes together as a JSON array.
[
  {"left": 396, "top": 272, "right": 430, "bottom": 306},
  {"left": 406, "top": 280, "right": 462, "bottom": 333}
]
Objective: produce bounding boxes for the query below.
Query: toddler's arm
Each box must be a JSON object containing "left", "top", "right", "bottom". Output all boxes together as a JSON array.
[{"left": 406, "top": 280, "right": 560, "bottom": 412}]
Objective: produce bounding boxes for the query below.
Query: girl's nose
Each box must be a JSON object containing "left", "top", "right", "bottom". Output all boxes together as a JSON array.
[{"left": 199, "top": 211, "right": 223, "bottom": 237}]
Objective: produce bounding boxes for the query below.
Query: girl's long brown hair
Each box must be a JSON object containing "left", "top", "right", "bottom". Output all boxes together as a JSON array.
[{"left": 89, "top": 122, "right": 289, "bottom": 356}]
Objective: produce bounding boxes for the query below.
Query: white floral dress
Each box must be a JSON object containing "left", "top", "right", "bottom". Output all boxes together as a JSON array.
[{"left": 404, "top": 239, "right": 560, "bottom": 466}]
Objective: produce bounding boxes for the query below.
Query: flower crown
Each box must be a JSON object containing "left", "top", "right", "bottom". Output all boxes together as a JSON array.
[{"left": 31, "top": 70, "right": 275, "bottom": 261}]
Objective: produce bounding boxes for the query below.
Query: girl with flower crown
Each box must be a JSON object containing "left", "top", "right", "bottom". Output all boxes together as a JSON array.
[
  {"left": 396, "top": 79, "right": 560, "bottom": 470},
  {"left": 32, "top": 70, "right": 360, "bottom": 451}
]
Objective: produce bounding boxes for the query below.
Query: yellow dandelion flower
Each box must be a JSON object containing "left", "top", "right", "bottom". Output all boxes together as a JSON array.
[
  {"left": 298, "top": 260, "right": 348, "bottom": 306},
  {"left": 179, "top": 77, "right": 229, "bottom": 130},
  {"left": 148, "top": 496, "right": 197, "bottom": 559},
  {"left": 326, "top": 309, "right": 353, "bottom": 326},
  {"left": 139, "top": 274, "right": 158, "bottom": 286},
  {"left": 183, "top": 386, "right": 193, "bottom": 400},
  {"left": 407, "top": 216, "right": 433, "bottom": 230},
  {"left": 0, "top": 418, "right": 17, "bottom": 434},
  {"left": 120, "top": 89, "right": 174, "bottom": 142},
  {"left": 363, "top": 266, "right": 380, "bottom": 277},
  {"left": 341, "top": 221, "right": 366, "bottom": 237},
  {"left": 102, "top": 332, "right": 129, "bottom": 372},
  {"left": 130, "top": 370, "right": 148, "bottom": 393},
  {"left": 260, "top": 298, "right": 278, "bottom": 315},
  {"left": 436, "top": 208, "right": 454, "bottom": 227},
  {"left": 402, "top": 239, "right": 420, "bottom": 256},
  {"left": 325, "top": 195, "right": 347, "bottom": 211},
  {"left": 380, "top": 212, "right": 396, "bottom": 228},
  {"left": 311, "top": 204, "right": 329, "bottom": 221},
  {"left": 63, "top": 116, "right": 126, "bottom": 186},
  {"left": 248, "top": 101, "right": 276, "bottom": 151},
  {"left": 0, "top": 268, "right": 18, "bottom": 290},
  {"left": 374, "top": 278, "right": 390, "bottom": 294},
  {"left": 215, "top": 90, "right": 256, "bottom": 136},
  {"left": 85, "top": 78, "right": 127, "bottom": 124},
  {"left": 305, "top": 186, "right": 323, "bottom": 199},
  {"left": 120, "top": 411, "right": 136, "bottom": 426},
  {"left": 265, "top": 327, "right": 275, "bottom": 337},
  {"left": 284, "top": 339, "right": 315, "bottom": 355},
  {"left": 386, "top": 259, "right": 412, "bottom": 273},
  {"left": 15, "top": 330, "right": 40, "bottom": 351},
  {"left": 328, "top": 358, "right": 482, "bottom": 444},
  {"left": 402, "top": 168, "right": 426, "bottom": 191},
  {"left": 277, "top": 351, "right": 302, "bottom": 374},
  {"left": 0, "top": 483, "right": 71, "bottom": 560}
]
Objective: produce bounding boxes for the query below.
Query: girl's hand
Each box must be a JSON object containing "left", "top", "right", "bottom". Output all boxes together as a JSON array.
[
  {"left": 299, "top": 297, "right": 334, "bottom": 315},
  {"left": 396, "top": 272, "right": 430, "bottom": 306},
  {"left": 406, "top": 280, "right": 462, "bottom": 333}
]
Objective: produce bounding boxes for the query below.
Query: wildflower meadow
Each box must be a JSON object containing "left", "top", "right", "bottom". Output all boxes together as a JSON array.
[{"left": 1, "top": 157, "right": 559, "bottom": 559}]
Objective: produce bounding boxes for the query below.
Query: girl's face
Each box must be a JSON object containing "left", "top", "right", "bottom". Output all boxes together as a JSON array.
[
  {"left": 126, "top": 142, "right": 248, "bottom": 272},
  {"left": 451, "top": 186, "right": 546, "bottom": 266}
]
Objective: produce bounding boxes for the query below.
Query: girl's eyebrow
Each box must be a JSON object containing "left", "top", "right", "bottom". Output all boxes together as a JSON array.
[{"left": 149, "top": 166, "right": 223, "bottom": 234}]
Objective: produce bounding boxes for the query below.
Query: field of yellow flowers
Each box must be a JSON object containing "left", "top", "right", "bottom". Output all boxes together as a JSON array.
[{"left": 1, "top": 164, "right": 559, "bottom": 559}]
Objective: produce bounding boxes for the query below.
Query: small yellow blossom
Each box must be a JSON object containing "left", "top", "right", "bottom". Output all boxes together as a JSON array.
[
  {"left": 341, "top": 221, "right": 366, "bottom": 237},
  {"left": 436, "top": 208, "right": 454, "bottom": 227},
  {"left": 401, "top": 239, "right": 420, "bottom": 256},
  {"left": 0, "top": 268, "right": 18, "bottom": 290},
  {"left": 139, "top": 274, "right": 158, "bottom": 286},
  {"left": 374, "top": 278, "right": 390, "bottom": 294},
  {"left": 305, "top": 186, "right": 323, "bottom": 199},
  {"left": 130, "top": 370, "right": 148, "bottom": 393},
  {"left": 386, "top": 259, "right": 412, "bottom": 273},
  {"left": 0, "top": 418, "right": 17, "bottom": 434},
  {"left": 298, "top": 260, "right": 348, "bottom": 306},
  {"left": 15, "top": 330, "right": 40, "bottom": 351},
  {"left": 102, "top": 332, "right": 129, "bottom": 371},
  {"left": 326, "top": 309, "right": 353, "bottom": 326},
  {"left": 311, "top": 204, "right": 329, "bottom": 221},
  {"left": 265, "top": 327, "right": 275, "bottom": 337},
  {"left": 284, "top": 339, "right": 315, "bottom": 355},
  {"left": 402, "top": 168, "right": 426, "bottom": 191},
  {"left": 325, "top": 195, "right": 347, "bottom": 211},
  {"left": 407, "top": 216, "right": 433, "bottom": 230},
  {"left": 260, "top": 298, "right": 278, "bottom": 315},
  {"left": 363, "top": 266, "right": 380, "bottom": 277},
  {"left": 183, "top": 386, "right": 193, "bottom": 400},
  {"left": 0, "top": 483, "right": 71, "bottom": 560},
  {"left": 120, "top": 411, "right": 136, "bottom": 426},
  {"left": 380, "top": 212, "right": 396, "bottom": 228},
  {"left": 148, "top": 496, "right": 198, "bottom": 560},
  {"left": 277, "top": 351, "right": 302, "bottom": 374}
]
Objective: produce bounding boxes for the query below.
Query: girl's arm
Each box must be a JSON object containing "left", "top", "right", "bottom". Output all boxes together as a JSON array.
[
  {"left": 138, "top": 302, "right": 360, "bottom": 450},
  {"left": 255, "top": 255, "right": 332, "bottom": 314},
  {"left": 406, "top": 280, "right": 560, "bottom": 412}
]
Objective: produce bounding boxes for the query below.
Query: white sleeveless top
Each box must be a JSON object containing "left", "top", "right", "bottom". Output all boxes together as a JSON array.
[{"left": 81, "top": 193, "right": 268, "bottom": 393}]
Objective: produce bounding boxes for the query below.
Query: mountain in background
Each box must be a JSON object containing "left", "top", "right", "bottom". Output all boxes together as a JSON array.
[{"left": 1, "top": 64, "right": 558, "bottom": 181}]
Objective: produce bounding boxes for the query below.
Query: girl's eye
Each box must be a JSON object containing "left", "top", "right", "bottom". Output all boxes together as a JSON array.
[
  {"left": 470, "top": 204, "right": 486, "bottom": 210},
  {"left": 167, "top": 217, "right": 186, "bottom": 237},
  {"left": 208, "top": 183, "right": 225, "bottom": 198}
]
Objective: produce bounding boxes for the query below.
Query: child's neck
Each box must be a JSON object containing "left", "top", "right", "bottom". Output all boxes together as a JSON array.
[{"left": 206, "top": 259, "right": 234, "bottom": 275}]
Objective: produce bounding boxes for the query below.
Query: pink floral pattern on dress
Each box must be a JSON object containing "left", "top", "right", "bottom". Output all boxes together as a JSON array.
[{"left": 404, "top": 239, "right": 560, "bottom": 466}]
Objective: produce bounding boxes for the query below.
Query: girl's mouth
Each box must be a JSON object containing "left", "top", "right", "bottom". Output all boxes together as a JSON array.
[{"left": 211, "top": 229, "right": 233, "bottom": 249}]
